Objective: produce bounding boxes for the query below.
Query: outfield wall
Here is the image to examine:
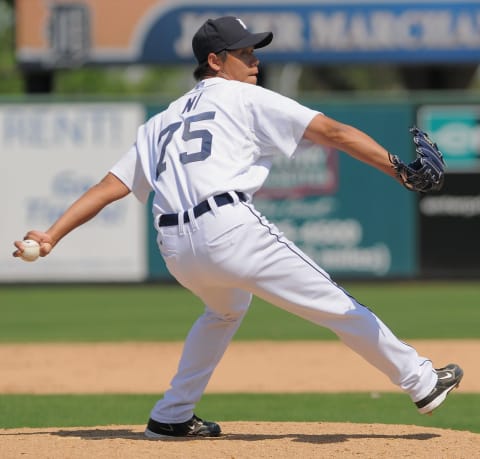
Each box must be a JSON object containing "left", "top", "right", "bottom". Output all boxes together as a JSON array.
[{"left": 1, "top": 95, "right": 478, "bottom": 282}]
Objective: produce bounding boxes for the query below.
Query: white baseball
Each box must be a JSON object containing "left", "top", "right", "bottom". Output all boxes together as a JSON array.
[{"left": 21, "top": 239, "right": 40, "bottom": 262}]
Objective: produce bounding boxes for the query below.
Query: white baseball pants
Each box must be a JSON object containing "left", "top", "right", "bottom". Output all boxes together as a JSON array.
[{"left": 150, "top": 197, "right": 436, "bottom": 423}]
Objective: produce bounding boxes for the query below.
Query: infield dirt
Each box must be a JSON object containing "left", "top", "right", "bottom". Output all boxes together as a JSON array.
[{"left": 1, "top": 340, "right": 479, "bottom": 458}]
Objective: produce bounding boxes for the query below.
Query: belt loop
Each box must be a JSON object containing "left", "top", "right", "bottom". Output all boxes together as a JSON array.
[
  {"left": 207, "top": 196, "right": 220, "bottom": 216},
  {"left": 178, "top": 211, "right": 186, "bottom": 235},
  {"left": 155, "top": 215, "right": 162, "bottom": 232},
  {"left": 187, "top": 207, "right": 199, "bottom": 231},
  {"left": 227, "top": 191, "right": 240, "bottom": 205}
]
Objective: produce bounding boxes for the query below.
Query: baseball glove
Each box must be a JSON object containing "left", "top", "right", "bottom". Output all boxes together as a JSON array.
[{"left": 389, "top": 127, "right": 445, "bottom": 193}]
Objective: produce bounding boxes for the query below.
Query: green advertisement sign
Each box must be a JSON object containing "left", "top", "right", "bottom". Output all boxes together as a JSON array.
[
  {"left": 417, "top": 105, "right": 480, "bottom": 172},
  {"left": 147, "top": 101, "right": 417, "bottom": 280},
  {"left": 254, "top": 102, "right": 416, "bottom": 278}
]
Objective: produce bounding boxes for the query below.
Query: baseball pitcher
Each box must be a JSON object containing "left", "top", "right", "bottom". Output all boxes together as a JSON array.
[{"left": 13, "top": 16, "right": 462, "bottom": 438}]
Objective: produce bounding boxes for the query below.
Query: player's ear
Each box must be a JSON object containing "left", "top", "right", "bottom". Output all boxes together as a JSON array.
[{"left": 207, "top": 52, "right": 223, "bottom": 72}]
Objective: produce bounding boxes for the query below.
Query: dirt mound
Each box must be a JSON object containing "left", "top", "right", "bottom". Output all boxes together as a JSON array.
[
  {"left": 1, "top": 422, "right": 478, "bottom": 458},
  {"left": 1, "top": 340, "right": 477, "bottom": 457}
]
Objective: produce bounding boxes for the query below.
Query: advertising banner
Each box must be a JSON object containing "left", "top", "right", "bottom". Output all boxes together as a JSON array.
[
  {"left": 0, "top": 103, "right": 147, "bottom": 282},
  {"left": 418, "top": 104, "right": 480, "bottom": 276},
  {"left": 418, "top": 104, "right": 480, "bottom": 173},
  {"left": 147, "top": 101, "right": 417, "bottom": 280},
  {"left": 418, "top": 174, "right": 480, "bottom": 277},
  {"left": 16, "top": 1, "right": 480, "bottom": 67},
  {"left": 254, "top": 150, "right": 416, "bottom": 278},
  {"left": 1, "top": 100, "right": 417, "bottom": 283}
]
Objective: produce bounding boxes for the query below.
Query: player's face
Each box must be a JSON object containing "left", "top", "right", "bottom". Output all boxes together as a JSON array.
[{"left": 220, "top": 47, "right": 260, "bottom": 85}]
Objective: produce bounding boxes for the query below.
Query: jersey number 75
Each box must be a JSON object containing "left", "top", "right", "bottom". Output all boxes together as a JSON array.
[{"left": 156, "top": 111, "right": 216, "bottom": 178}]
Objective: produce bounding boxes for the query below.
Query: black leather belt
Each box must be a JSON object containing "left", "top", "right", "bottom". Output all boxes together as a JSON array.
[{"left": 158, "top": 191, "right": 247, "bottom": 227}]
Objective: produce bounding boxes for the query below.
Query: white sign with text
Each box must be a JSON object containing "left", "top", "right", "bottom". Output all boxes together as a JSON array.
[{"left": 0, "top": 103, "right": 147, "bottom": 282}]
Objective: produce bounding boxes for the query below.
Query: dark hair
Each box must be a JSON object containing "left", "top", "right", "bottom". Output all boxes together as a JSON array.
[{"left": 193, "top": 50, "right": 228, "bottom": 81}]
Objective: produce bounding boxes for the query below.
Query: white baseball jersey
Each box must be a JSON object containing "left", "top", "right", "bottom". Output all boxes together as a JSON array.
[
  {"left": 110, "top": 77, "right": 436, "bottom": 425},
  {"left": 110, "top": 77, "right": 318, "bottom": 215}
]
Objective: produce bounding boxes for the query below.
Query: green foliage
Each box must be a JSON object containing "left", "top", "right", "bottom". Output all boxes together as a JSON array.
[
  {"left": 0, "top": 0, "right": 22, "bottom": 94},
  {"left": 2, "top": 0, "right": 479, "bottom": 94},
  {"left": 0, "top": 393, "right": 478, "bottom": 433},
  {"left": 54, "top": 65, "right": 192, "bottom": 97},
  {"left": 299, "top": 65, "right": 404, "bottom": 92},
  {"left": 0, "top": 0, "right": 190, "bottom": 96},
  {"left": 0, "top": 282, "right": 479, "bottom": 342}
]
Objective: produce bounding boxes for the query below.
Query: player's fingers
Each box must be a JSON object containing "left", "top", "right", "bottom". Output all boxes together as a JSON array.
[
  {"left": 12, "top": 241, "right": 24, "bottom": 257},
  {"left": 25, "top": 232, "right": 53, "bottom": 257},
  {"left": 23, "top": 230, "right": 46, "bottom": 243},
  {"left": 24, "top": 231, "right": 54, "bottom": 246},
  {"left": 13, "top": 231, "right": 54, "bottom": 258},
  {"left": 39, "top": 242, "right": 53, "bottom": 257}
]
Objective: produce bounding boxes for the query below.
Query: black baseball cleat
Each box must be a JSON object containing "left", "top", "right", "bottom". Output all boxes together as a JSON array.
[
  {"left": 415, "top": 363, "right": 463, "bottom": 415},
  {"left": 144, "top": 414, "right": 222, "bottom": 438}
]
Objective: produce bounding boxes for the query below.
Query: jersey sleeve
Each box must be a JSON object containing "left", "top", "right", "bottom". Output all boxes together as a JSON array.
[
  {"left": 244, "top": 85, "right": 320, "bottom": 158},
  {"left": 110, "top": 125, "right": 152, "bottom": 204}
]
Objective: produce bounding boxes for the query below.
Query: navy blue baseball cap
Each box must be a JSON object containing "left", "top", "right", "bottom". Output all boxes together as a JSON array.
[{"left": 192, "top": 16, "right": 273, "bottom": 63}]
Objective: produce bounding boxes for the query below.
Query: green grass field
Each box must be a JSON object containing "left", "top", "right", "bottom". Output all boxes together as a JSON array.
[
  {"left": 1, "top": 281, "right": 479, "bottom": 341},
  {"left": 0, "top": 393, "right": 477, "bottom": 432},
  {"left": 0, "top": 281, "right": 479, "bottom": 433}
]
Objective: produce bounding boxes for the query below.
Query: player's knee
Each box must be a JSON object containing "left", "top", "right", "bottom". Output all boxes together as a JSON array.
[{"left": 205, "top": 306, "right": 248, "bottom": 323}]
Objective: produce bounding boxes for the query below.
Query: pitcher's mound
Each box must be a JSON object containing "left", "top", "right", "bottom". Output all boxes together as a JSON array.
[{"left": 1, "top": 422, "right": 478, "bottom": 459}]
